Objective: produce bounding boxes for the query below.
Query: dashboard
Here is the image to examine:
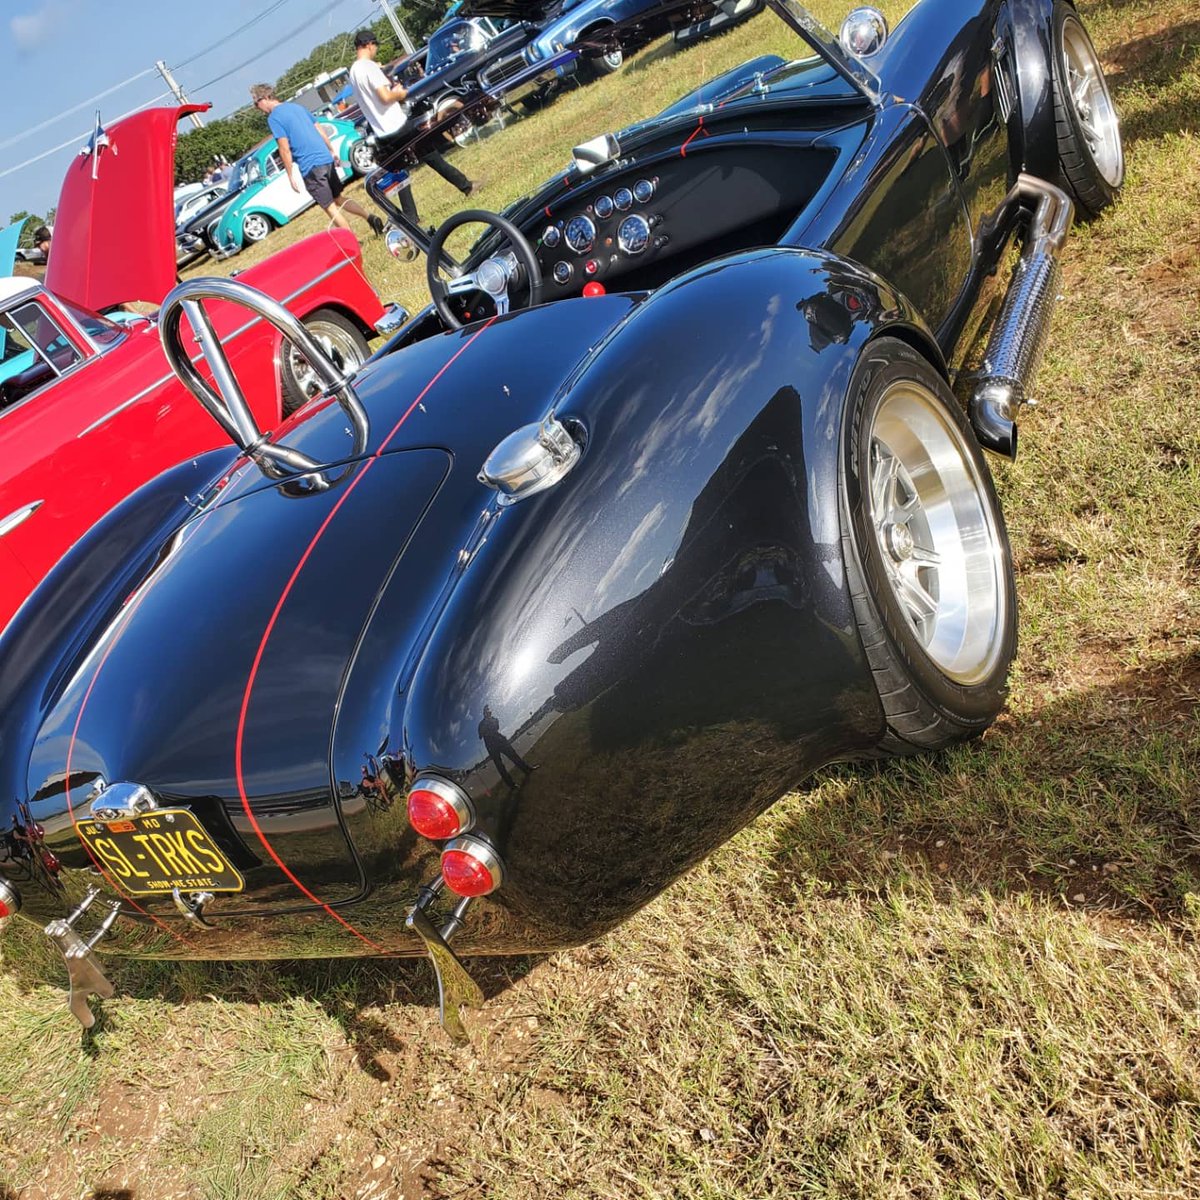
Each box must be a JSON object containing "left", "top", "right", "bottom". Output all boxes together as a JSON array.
[{"left": 530, "top": 144, "right": 836, "bottom": 298}]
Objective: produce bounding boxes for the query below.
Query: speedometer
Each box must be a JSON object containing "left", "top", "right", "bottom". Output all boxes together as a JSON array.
[
  {"left": 564, "top": 215, "right": 596, "bottom": 255},
  {"left": 617, "top": 214, "right": 651, "bottom": 255}
]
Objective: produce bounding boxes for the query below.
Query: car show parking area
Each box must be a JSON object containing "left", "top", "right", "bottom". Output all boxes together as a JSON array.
[{"left": 2, "top": 0, "right": 1200, "bottom": 1197}]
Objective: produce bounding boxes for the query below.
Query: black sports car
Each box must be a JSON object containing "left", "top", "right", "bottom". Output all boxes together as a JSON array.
[{"left": 0, "top": 0, "right": 1124, "bottom": 1039}]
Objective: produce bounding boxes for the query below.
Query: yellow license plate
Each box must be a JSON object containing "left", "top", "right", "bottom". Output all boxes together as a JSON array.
[{"left": 77, "top": 809, "right": 244, "bottom": 897}]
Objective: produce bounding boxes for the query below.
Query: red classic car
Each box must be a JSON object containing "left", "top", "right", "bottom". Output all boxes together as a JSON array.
[{"left": 0, "top": 104, "right": 398, "bottom": 630}]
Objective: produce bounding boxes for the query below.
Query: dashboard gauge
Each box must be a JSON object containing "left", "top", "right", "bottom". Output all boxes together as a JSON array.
[
  {"left": 564, "top": 214, "right": 596, "bottom": 255},
  {"left": 617, "top": 214, "right": 651, "bottom": 256},
  {"left": 553, "top": 260, "right": 574, "bottom": 285},
  {"left": 593, "top": 195, "right": 614, "bottom": 219},
  {"left": 542, "top": 224, "right": 561, "bottom": 248},
  {"left": 613, "top": 187, "right": 634, "bottom": 212},
  {"left": 633, "top": 178, "right": 656, "bottom": 204}
]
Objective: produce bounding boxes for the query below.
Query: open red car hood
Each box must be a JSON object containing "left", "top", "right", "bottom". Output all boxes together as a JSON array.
[{"left": 46, "top": 103, "right": 208, "bottom": 311}]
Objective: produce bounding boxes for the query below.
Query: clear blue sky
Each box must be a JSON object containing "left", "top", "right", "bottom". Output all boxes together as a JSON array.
[{"left": 1, "top": 0, "right": 401, "bottom": 222}]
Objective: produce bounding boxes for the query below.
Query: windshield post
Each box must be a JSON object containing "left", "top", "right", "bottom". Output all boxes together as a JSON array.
[{"left": 766, "top": 0, "right": 884, "bottom": 104}]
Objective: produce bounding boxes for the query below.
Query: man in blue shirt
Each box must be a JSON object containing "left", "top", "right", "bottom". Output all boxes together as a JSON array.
[{"left": 249, "top": 84, "right": 384, "bottom": 239}]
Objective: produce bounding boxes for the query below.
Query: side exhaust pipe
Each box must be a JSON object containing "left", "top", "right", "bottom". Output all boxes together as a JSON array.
[{"left": 970, "top": 174, "right": 1074, "bottom": 459}]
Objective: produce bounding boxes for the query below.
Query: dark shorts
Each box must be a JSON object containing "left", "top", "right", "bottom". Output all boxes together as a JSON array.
[{"left": 303, "top": 162, "right": 343, "bottom": 209}]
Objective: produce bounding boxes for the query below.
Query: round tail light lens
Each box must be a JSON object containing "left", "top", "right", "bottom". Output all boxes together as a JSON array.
[
  {"left": 441, "top": 835, "right": 505, "bottom": 897},
  {"left": 406, "top": 777, "right": 475, "bottom": 841}
]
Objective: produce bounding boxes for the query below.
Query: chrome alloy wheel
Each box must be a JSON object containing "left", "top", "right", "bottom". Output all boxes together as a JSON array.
[
  {"left": 867, "top": 381, "right": 1008, "bottom": 685},
  {"left": 286, "top": 319, "right": 367, "bottom": 401},
  {"left": 242, "top": 212, "right": 273, "bottom": 243},
  {"left": 1062, "top": 16, "right": 1123, "bottom": 187}
]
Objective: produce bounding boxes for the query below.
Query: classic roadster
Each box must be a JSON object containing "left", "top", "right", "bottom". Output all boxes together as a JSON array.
[{"left": 0, "top": 0, "right": 1123, "bottom": 1039}]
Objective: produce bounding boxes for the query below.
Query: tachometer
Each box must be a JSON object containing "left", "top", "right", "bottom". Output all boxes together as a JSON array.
[
  {"left": 564, "top": 215, "right": 596, "bottom": 255},
  {"left": 617, "top": 214, "right": 651, "bottom": 255}
]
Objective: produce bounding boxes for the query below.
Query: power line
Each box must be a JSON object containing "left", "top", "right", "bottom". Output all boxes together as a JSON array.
[
  {"left": 193, "top": 0, "right": 366, "bottom": 90},
  {"left": 0, "top": 0, "right": 363, "bottom": 161},
  {"left": 175, "top": 0, "right": 293, "bottom": 68},
  {"left": 0, "top": 92, "right": 175, "bottom": 181},
  {"left": 0, "top": 68, "right": 157, "bottom": 154}
]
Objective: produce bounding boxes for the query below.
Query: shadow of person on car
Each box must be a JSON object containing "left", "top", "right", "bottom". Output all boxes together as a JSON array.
[{"left": 762, "top": 647, "right": 1200, "bottom": 921}]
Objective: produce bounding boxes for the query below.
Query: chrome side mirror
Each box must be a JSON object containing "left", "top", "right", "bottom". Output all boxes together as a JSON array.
[
  {"left": 571, "top": 133, "right": 620, "bottom": 175},
  {"left": 385, "top": 227, "right": 421, "bottom": 263},
  {"left": 839, "top": 7, "right": 888, "bottom": 57}
]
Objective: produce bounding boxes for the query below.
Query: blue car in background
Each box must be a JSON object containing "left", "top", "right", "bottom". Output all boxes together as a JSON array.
[
  {"left": 210, "top": 118, "right": 376, "bottom": 257},
  {"left": 480, "top": 0, "right": 763, "bottom": 89}
]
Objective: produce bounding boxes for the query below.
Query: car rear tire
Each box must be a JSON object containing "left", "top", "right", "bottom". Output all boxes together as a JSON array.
[
  {"left": 841, "top": 338, "right": 1017, "bottom": 752},
  {"left": 585, "top": 44, "right": 624, "bottom": 79},
  {"left": 280, "top": 309, "right": 371, "bottom": 416},
  {"left": 349, "top": 139, "right": 376, "bottom": 177},
  {"left": 1050, "top": 0, "right": 1123, "bottom": 217},
  {"left": 242, "top": 212, "right": 275, "bottom": 244}
]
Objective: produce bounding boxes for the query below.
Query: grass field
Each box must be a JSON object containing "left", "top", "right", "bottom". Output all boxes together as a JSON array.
[{"left": 3, "top": 0, "right": 1200, "bottom": 1197}]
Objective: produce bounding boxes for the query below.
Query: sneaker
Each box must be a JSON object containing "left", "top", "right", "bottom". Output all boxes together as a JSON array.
[{"left": 367, "top": 214, "right": 385, "bottom": 237}]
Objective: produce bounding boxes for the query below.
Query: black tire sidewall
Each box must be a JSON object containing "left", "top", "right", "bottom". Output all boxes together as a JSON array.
[
  {"left": 841, "top": 338, "right": 1017, "bottom": 728},
  {"left": 1050, "top": 1, "right": 1121, "bottom": 215},
  {"left": 280, "top": 309, "right": 370, "bottom": 417}
]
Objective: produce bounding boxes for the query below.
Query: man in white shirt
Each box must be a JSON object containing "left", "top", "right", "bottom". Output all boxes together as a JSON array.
[{"left": 349, "top": 29, "right": 474, "bottom": 222}]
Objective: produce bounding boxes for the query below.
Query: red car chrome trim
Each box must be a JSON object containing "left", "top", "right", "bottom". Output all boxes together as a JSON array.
[{"left": 75, "top": 252, "right": 366, "bottom": 439}]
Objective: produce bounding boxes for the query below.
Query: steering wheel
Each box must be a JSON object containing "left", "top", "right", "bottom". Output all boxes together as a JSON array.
[
  {"left": 158, "top": 277, "right": 370, "bottom": 488},
  {"left": 427, "top": 209, "right": 543, "bottom": 329}
]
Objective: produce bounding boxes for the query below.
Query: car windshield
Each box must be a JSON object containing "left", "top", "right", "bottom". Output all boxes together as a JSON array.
[
  {"left": 426, "top": 20, "right": 489, "bottom": 72},
  {"left": 55, "top": 298, "right": 125, "bottom": 347},
  {"left": 225, "top": 155, "right": 259, "bottom": 192}
]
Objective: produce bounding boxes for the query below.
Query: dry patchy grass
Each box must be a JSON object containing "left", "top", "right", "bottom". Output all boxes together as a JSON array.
[{"left": 4, "top": 1, "right": 1200, "bottom": 1197}]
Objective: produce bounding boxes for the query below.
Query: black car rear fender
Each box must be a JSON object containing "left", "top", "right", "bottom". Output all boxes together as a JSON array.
[
  {"left": 1002, "top": 0, "right": 1074, "bottom": 180},
  {"left": 0, "top": 449, "right": 237, "bottom": 914},
  {"left": 338, "top": 247, "right": 942, "bottom": 950}
]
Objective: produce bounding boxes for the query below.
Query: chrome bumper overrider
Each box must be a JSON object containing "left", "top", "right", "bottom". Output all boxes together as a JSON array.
[
  {"left": 375, "top": 302, "right": 410, "bottom": 337},
  {"left": 969, "top": 173, "right": 1074, "bottom": 460}
]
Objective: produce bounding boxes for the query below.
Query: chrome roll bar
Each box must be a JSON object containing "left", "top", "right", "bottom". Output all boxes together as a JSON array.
[{"left": 158, "top": 277, "right": 370, "bottom": 485}]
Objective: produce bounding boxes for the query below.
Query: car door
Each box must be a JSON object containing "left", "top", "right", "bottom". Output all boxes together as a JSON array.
[{"left": 256, "top": 147, "right": 312, "bottom": 220}]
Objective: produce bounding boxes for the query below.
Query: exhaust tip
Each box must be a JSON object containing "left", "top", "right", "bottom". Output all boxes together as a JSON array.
[{"left": 970, "top": 379, "right": 1019, "bottom": 461}]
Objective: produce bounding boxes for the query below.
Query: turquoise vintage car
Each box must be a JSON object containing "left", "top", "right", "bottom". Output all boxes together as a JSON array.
[{"left": 210, "top": 118, "right": 375, "bottom": 257}]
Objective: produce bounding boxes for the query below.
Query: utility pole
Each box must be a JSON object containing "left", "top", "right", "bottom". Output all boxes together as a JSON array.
[
  {"left": 375, "top": 0, "right": 416, "bottom": 55},
  {"left": 155, "top": 60, "right": 205, "bottom": 129}
]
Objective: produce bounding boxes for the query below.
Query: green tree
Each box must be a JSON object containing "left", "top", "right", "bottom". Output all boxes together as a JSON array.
[
  {"left": 174, "top": 111, "right": 270, "bottom": 184},
  {"left": 7, "top": 209, "right": 54, "bottom": 247}
]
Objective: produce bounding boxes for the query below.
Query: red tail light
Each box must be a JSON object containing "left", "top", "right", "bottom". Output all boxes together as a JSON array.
[
  {"left": 406, "top": 777, "right": 475, "bottom": 841},
  {"left": 441, "top": 835, "right": 504, "bottom": 897}
]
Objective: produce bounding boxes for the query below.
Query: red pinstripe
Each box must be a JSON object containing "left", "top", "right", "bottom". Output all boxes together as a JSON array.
[{"left": 232, "top": 318, "right": 500, "bottom": 951}]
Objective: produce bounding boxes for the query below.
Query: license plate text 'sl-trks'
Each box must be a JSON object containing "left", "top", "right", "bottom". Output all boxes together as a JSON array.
[{"left": 78, "top": 810, "right": 244, "bottom": 896}]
